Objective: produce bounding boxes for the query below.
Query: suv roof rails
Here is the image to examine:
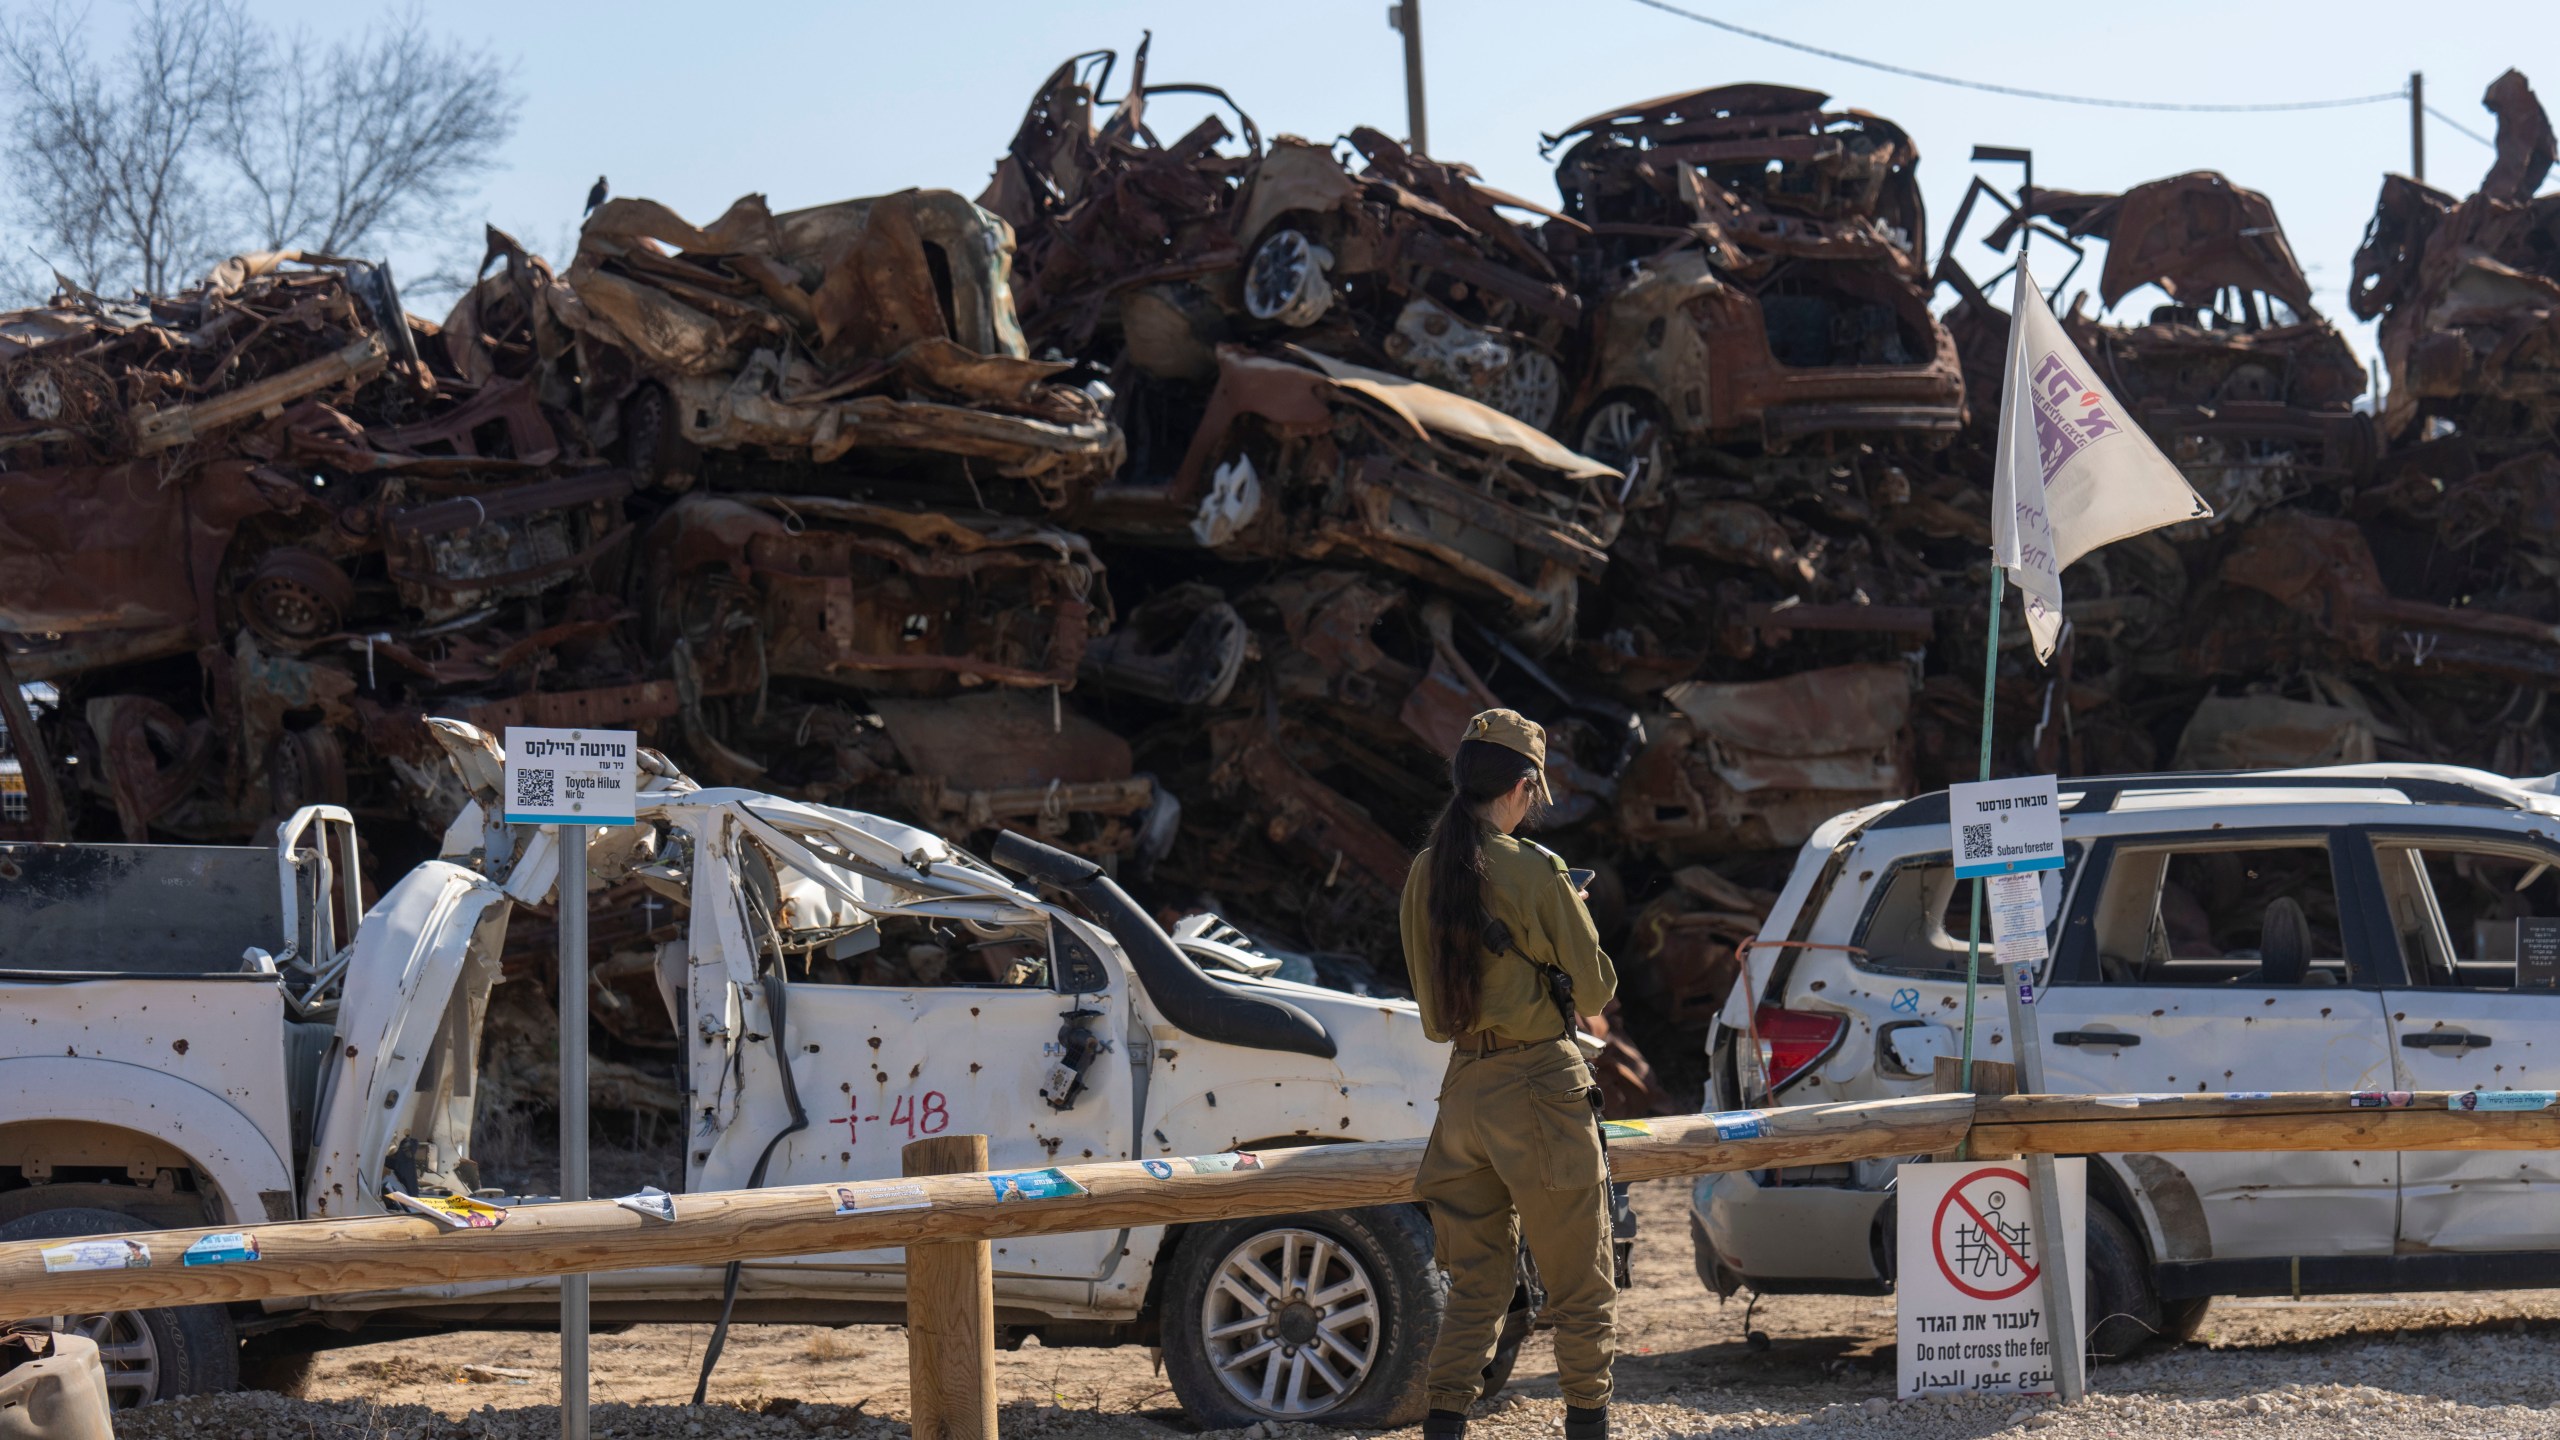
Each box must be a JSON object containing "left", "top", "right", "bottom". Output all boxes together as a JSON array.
[{"left": 1868, "top": 768, "right": 2526, "bottom": 832}]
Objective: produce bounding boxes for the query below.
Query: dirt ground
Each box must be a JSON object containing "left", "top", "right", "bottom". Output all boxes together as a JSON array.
[{"left": 116, "top": 1179, "right": 2560, "bottom": 1438}]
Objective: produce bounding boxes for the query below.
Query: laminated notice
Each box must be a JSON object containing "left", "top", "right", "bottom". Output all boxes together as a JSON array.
[{"left": 1987, "top": 871, "right": 2049, "bottom": 968}]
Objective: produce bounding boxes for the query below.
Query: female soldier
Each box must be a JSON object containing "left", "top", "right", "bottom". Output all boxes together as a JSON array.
[{"left": 1400, "top": 709, "right": 1616, "bottom": 1440}]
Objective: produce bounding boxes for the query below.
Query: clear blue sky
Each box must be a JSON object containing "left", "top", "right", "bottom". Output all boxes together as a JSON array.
[{"left": 257, "top": 0, "right": 2556, "bottom": 367}]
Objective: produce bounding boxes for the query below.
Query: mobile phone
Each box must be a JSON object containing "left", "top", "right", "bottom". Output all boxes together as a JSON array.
[{"left": 1566, "top": 867, "right": 1595, "bottom": 892}]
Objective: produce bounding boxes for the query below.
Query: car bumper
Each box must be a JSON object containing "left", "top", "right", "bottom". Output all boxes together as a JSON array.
[{"left": 1690, "top": 1169, "right": 1891, "bottom": 1295}]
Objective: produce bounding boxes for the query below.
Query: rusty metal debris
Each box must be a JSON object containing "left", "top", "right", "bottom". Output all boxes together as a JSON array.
[{"left": 17, "top": 63, "right": 2560, "bottom": 1117}]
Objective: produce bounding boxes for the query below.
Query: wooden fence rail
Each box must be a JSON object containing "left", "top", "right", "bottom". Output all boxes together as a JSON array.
[{"left": 2, "top": 1089, "right": 2551, "bottom": 1318}]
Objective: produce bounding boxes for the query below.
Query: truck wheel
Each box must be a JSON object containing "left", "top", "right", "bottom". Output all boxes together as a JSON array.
[
  {"left": 1161, "top": 1205, "right": 1441, "bottom": 1429},
  {"left": 2083, "top": 1203, "right": 2163, "bottom": 1363},
  {"left": 0, "top": 1206, "right": 239, "bottom": 1408}
]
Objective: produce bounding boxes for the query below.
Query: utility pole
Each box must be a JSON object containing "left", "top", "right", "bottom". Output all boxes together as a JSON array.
[
  {"left": 1388, "top": 1, "right": 1428, "bottom": 155},
  {"left": 2410, "top": 71, "right": 2425, "bottom": 181}
]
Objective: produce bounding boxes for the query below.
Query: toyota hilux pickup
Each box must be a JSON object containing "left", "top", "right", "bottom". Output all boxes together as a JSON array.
[
  {"left": 0, "top": 721, "right": 1489, "bottom": 1429},
  {"left": 1692, "top": 763, "right": 2560, "bottom": 1358}
]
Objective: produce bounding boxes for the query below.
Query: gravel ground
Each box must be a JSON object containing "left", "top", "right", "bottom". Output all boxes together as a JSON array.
[{"left": 114, "top": 1181, "right": 2560, "bottom": 1439}]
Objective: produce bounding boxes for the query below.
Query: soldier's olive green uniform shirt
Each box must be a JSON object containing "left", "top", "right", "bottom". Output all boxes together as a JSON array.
[{"left": 1399, "top": 829, "right": 1618, "bottom": 1042}]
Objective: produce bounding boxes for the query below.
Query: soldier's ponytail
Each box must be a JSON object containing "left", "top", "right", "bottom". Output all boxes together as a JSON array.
[{"left": 1422, "top": 738, "right": 1541, "bottom": 1033}]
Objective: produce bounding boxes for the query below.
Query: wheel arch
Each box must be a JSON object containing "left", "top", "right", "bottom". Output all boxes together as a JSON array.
[{"left": 0, "top": 1056, "right": 296, "bottom": 1226}]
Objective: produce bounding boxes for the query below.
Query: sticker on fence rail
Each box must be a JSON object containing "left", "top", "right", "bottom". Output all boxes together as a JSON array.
[
  {"left": 835, "top": 1182, "right": 931, "bottom": 1215},
  {"left": 1601, "top": 1119, "right": 1655, "bottom": 1141},
  {"left": 988, "top": 1168, "right": 1087, "bottom": 1201},
  {"left": 2350, "top": 1091, "right": 2416, "bottom": 1108},
  {"left": 41, "top": 1239, "right": 150, "bottom": 1273},
  {"left": 182, "top": 1232, "right": 259, "bottom": 1266},
  {"left": 2452, "top": 1090, "right": 2559, "bottom": 1112},
  {"left": 1708, "top": 1110, "right": 1766, "bottom": 1142},
  {"left": 1185, "top": 1152, "right": 1263, "bottom": 1175},
  {"left": 1895, "top": 1159, "right": 2086, "bottom": 1398},
  {"left": 388, "top": 1193, "right": 508, "bottom": 1229},
  {"left": 615, "top": 1186, "right": 677, "bottom": 1222}
]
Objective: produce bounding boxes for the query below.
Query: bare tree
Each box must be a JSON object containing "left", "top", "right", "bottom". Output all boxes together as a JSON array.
[
  {"left": 220, "top": 6, "right": 520, "bottom": 258},
  {"left": 0, "top": 0, "right": 519, "bottom": 299},
  {"left": 1, "top": 0, "right": 254, "bottom": 294}
]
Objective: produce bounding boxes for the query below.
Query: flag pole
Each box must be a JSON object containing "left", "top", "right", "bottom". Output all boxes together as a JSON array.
[{"left": 1958, "top": 567, "right": 2004, "bottom": 1094}]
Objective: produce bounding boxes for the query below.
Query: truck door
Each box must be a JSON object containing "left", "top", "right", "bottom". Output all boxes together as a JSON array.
[
  {"left": 2365, "top": 830, "right": 2560, "bottom": 1252},
  {"left": 2034, "top": 832, "right": 2398, "bottom": 1260},
  {"left": 712, "top": 908, "right": 1136, "bottom": 1297}
]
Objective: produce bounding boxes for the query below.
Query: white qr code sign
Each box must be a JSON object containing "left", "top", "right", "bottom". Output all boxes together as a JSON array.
[
  {"left": 502, "top": 726, "right": 639, "bottom": 826},
  {"left": 1948, "top": 775, "right": 2063, "bottom": 879}
]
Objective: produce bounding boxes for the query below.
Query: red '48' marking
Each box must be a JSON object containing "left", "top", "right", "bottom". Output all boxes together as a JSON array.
[{"left": 832, "top": 1090, "right": 950, "bottom": 1146}]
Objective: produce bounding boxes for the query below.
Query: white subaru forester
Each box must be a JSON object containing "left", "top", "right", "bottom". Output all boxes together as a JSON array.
[{"left": 1692, "top": 764, "right": 2560, "bottom": 1357}]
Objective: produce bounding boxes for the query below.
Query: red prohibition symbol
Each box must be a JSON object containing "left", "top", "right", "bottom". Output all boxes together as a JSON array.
[{"left": 1932, "top": 1166, "right": 2040, "bottom": 1302}]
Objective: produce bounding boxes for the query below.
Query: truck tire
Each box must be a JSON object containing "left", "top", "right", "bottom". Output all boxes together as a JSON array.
[
  {"left": 0, "top": 1206, "right": 239, "bottom": 1408},
  {"left": 1161, "top": 1205, "right": 1442, "bottom": 1429},
  {"left": 2083, "top": 1203, "right": 2163, "bottom": 1363}
]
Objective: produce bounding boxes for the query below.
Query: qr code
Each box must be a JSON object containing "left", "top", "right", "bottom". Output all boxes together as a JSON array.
[
  {"left": 514, "top": 767, "right": 556, "bottom": 810},
  {"left": 1962, "top": 822, "right": 1994, "bottom": 861}
]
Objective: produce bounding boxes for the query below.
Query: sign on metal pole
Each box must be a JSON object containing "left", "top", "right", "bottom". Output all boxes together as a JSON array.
[
  {"left": 502, "top": 727, "right": 638, "bottom": 1440},
  {"left": 1948, "top": 774, "right": 2063, "bottom": 879},
  {"left": 1896, "top": 1158, "right": 2086, "bottom": 1398},
  {"left": 500, "top": 726, "right": 640, "bottom": 826}
]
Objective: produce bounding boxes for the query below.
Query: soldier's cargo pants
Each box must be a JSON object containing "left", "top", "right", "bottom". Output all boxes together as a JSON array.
[{"left": 1417, "top": 1036, "right": 1615, "bottom": 1413}]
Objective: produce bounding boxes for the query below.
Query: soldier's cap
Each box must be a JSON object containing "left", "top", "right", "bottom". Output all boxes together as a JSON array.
[{"left": 1464, "top": 708, "right": 1554, "bottom": 804}]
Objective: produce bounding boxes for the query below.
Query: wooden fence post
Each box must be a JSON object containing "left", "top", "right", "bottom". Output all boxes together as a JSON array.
[{"left": 904, "top": 1134, "right": 995, "bottom": 1440}]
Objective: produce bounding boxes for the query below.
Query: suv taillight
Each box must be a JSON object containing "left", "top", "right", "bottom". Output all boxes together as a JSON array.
[{"left": 1753, "top": 1005, "right": 1847, "bottom": 1093}]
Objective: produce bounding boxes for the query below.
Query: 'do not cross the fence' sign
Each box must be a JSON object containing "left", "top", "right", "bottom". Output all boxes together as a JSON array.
[{"left": 1896, "top": 1158, "right": 2086, "bottom": 1399}]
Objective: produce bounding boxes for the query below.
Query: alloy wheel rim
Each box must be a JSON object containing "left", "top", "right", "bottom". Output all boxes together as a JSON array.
[
  {"left": 1199, "top": 1226, "right": 1380, "bottom": 1417},
  {"left": 58, "top": 1310, "right": 160, "bottom": 1409}
]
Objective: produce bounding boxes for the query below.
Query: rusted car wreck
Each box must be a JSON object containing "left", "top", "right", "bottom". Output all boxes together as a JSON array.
[{"left": 20, "top": 59, "right": 2560, "bottom": 1125}]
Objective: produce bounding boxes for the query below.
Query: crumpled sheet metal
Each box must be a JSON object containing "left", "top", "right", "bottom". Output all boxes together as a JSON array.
[
  {"left": 640, "top": 492, "right": 1106, "bottom": 697},
  {"left": 560, "top": 189, "right": 1123, "bottom": 506},
  {"left": 1543, "top": 83, "right": 1964, "bottom": 458},
  {"left": 1152, "top": 345, "right": 1618, "bottom": 651},
  {"left": 1618, "top": 663, "right": 1913, "bottom": 856},
  {"left": 1949, "top": 169, "right": 2371, "bottom": 523},
  {"left": 2350, "top": 71, "right": 2560, "bottom": 447}
]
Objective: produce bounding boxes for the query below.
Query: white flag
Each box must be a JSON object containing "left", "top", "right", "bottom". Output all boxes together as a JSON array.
[{"left": 1991, "top": 262, "right": 2212, "bottom": 662}]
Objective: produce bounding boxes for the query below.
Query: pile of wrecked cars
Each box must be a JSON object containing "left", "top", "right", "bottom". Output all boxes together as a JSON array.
[{"left": 6, "top": 41, "right": 2560, "bottom": 1417}]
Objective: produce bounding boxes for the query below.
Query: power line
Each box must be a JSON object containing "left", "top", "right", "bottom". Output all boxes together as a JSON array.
[
  {"left": 1624, "top": 0, "right": 2411, "bottom": 114},
  {"left": 2423, "top": 103, "right": 2497, "bottom": 149}
]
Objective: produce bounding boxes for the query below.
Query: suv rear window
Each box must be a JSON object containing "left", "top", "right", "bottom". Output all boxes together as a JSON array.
[{"left": 1851, "top": 849, "right": 2076, "bottom": 979}]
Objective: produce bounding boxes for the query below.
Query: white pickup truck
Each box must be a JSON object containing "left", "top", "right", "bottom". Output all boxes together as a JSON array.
[{"left": 0, "top": 722, "right": 1498, "bottom": 1428}]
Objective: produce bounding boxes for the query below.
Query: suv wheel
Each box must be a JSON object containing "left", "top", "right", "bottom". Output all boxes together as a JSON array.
[
  {"left": 2083, "top": 1203, "right": 2164, "bottom": 1362},
  {"left": 1162, "top": 1205, "right": 1440, "bottom": 1429},
  {"left": 0, "top": 1206, "right": 238, "bottom": 1408}
]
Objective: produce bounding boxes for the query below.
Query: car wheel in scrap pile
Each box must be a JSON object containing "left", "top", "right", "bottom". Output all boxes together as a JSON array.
[
  {"left": 1481, "top": 347, "right": 1565, "bottom": 432},
  {"left": 0, "top": 1207, "right": 239, "bottom": 1408},
  {"left": 1578, "top": 395, "right": 1668, "bottom": 503},
  {"left": 240, "top": 548, "right": 354, "bottom": 651},
  {"left": 1162, "top": 1205, "right": 1440, "bottom": 1429},
  {"left": 1243, "top": 227, "right": 1335, "bottom": 328}
]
